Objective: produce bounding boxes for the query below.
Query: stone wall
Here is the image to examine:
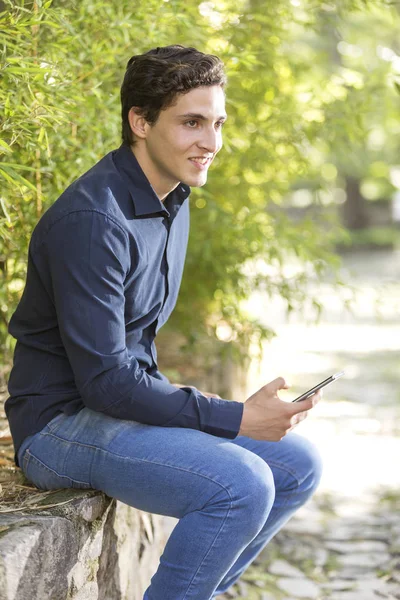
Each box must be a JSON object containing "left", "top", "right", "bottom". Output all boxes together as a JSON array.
[{"left": 0, "top": 489, "right": 173, "bottom": 600}]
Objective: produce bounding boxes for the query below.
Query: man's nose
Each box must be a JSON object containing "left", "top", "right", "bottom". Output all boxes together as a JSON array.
[{"left": 198, "top": 127, "right": 221, "bottom": 153}]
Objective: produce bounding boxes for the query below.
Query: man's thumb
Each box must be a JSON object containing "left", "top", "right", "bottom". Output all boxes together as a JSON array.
[{"left": 265, "top": 376, "right": 290, "bottom": 393}]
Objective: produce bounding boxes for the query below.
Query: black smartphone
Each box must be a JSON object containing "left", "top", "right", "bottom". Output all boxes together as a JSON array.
[{"left": 291, "top": 371, "right": 345, "bottom": 403}]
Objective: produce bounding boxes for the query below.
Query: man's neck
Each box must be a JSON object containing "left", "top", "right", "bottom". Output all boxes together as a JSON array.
[{"left": 129, "top": 144, "right": 177, "bottom": 202}]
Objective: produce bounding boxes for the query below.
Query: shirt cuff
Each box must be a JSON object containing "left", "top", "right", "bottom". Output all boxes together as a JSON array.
[{"left": 203, "top": 398, "right": 244, "bottom": 439}]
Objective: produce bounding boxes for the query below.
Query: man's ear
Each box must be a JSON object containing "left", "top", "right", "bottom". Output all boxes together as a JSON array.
[{"left": 128, "top": 107, "right": 149, "bottom": 140}]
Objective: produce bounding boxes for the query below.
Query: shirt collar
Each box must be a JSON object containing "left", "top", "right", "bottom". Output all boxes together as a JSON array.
[{"left": 113, "top": 143, "right": 190, "bottom": 217}]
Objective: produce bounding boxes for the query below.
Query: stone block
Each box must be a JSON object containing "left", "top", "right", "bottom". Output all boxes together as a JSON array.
[{"left": 0, "top": 491, "right": 166, "bottom": 600}]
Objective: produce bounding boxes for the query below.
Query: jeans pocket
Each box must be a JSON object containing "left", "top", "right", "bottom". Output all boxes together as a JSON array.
[{"left": 23, "top": 448, "right": 92, "bottom": 491}]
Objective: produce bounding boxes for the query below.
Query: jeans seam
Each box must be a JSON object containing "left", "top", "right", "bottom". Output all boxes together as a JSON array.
[
  {"left": 23, "top": 449, "right": 30, "bottom": 472},
  {"left": 266, "top": 459, "right": 302, "bottom": 487},
  {"left": 183, "top": 492, "right": 233, "bottom": 599},
  {"left": 41, "top": 431, "right": 235, "bottom": 498},
  {"left": 26, "top": 448, "right": 91, "bottom": 487}
]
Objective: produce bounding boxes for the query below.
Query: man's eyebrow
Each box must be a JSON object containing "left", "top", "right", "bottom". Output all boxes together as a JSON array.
[{"left": 177, "top": 112, "right": 228, "bottom": 121}]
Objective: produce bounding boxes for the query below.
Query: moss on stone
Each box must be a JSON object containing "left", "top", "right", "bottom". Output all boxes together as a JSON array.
[
  {"left": 90, "top": 517, "right": 103, "bottom": 534},
  {"left": 87, "top": 557, "right": 99, "bottom": 582}
]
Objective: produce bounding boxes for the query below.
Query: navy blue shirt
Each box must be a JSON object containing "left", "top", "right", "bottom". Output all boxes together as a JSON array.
[{"left": 6, "top": 143, "right": 244, "bottom": 464}]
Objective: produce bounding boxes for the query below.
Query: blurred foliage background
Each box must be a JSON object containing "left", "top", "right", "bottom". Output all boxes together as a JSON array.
[{"left": 1, "top": 0, "right": 399, "bottom": 383}]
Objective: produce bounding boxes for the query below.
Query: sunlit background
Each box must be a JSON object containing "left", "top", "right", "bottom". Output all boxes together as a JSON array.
[{"left": 241, "top": 248, "right": 400, "bottom": 501}]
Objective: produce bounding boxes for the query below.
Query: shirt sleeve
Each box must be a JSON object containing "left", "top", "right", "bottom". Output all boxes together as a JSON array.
[{"left": 37, "top": 210, "right": 244, "bottom": 439}]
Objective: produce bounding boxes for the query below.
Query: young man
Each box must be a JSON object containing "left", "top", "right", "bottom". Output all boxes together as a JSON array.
[{"left": 5, "top": 45, "right": 322, "bottom": 599}]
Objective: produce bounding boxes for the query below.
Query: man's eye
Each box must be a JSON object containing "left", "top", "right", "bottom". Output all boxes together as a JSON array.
[
  {"left": 216, "top": 121, "right": 225, "bottom": 129},
  {"left": 186, "top": 120, "right": 198, "bottom": 127}
]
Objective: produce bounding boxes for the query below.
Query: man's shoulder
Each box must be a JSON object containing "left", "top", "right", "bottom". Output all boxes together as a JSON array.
[
  {"left": 58, "top": 149, "right": 125, "bottom": 209},
  {"left": 30, "top": 149, "right": 133, "bottom": 250}
]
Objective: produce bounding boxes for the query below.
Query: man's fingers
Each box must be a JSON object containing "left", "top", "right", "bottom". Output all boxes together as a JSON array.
[
  {"left": 289, "top": 391, "right": 320, "bottom": 414},
  {"left": 290, "top": 411, "right": 308, "bottom": 427},
  {"left": 265, "top": 376, "right": 291, "bottom": 393}
]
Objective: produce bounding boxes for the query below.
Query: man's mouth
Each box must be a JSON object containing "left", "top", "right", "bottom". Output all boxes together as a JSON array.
[{"left": 189, "top": 157, "right": 212, "bottom": 168}]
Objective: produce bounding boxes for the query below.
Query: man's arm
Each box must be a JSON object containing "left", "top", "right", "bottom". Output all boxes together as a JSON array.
[
  {"left": 36, "top": 210, "right": 243, "bottom": 438},
  {"left": 172, "top": 382, "right": 222, "bottom": 399}
]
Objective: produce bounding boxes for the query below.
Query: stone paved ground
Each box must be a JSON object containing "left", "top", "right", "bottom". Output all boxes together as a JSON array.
[
  {"left": 217, "top": 249, "right": 400, "bottom": 600},
  {"left": 216, "top": 489, "right": 400, "bottom": 600}
]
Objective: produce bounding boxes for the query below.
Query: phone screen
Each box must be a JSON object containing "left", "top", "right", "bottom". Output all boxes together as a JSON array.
[{"left": 292, "top": 371, "right": 345, "bottom": 403}]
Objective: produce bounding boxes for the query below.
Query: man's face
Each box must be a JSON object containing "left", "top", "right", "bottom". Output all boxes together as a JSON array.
[{"left": 140, "top": 85, "right": 226, "bottom": 192}]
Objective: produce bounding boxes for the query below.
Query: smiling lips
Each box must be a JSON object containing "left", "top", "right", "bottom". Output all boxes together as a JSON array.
[{"left": 189, "top": 156, "right": 213, "bottom": 169}]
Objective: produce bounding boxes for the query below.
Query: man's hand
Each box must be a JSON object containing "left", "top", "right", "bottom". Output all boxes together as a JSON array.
[
  {"left": 238, "top": 377, "right": 321, "bottom": 441},
  {"left": 172, "top": 383, "right": 221, "bottom": 399}
]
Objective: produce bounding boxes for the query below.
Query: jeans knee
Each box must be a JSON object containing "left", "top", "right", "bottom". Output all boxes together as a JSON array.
[
  {"left": 231, "top": 456, "right": 275, "bottom": 537},
  {"left": 295, "top": 435, "right": 323, "bottom": 496}
]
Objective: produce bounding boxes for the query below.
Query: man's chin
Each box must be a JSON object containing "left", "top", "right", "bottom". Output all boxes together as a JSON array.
[{"left": 183, "top": 173, "right": 208, "bottom": 188}]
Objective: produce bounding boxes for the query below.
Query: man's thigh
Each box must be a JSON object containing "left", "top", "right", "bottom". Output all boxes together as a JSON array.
[{"left": 22, "top": 407, "right": 273, "bottom": 517}]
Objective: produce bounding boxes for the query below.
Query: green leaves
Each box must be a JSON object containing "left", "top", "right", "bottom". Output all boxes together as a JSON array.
[
  {"left": 0, "top": 140, "right": 12, "bottom": 155},
  {"left": 0, "top": 198, "right": 11, "bottom": 223},
  {"left": 1, "top": 0, "right": 397, "bottom": 369}
]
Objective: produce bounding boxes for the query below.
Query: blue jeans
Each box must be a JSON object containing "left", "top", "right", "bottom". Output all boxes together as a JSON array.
[{"left": 18, "top": 407, "right": 322, "bottom": 600}]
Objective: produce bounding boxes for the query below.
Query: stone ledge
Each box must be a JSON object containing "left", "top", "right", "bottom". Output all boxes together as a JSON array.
[{"left": 0, "top": 490, "right": 166, "bottom": 600}]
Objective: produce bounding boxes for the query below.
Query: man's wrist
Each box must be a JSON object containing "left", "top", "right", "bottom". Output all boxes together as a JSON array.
[
  {"left": 238, "top": 402, "right": 249, "bottom": 437},
  {"left": 238, "top": 402, "right": 251, "bottom": 436}
]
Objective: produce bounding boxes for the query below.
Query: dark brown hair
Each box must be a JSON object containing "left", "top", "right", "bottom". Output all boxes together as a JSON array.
[{"left": 120, "top": 45, "right": 227, "bottom": 146}]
